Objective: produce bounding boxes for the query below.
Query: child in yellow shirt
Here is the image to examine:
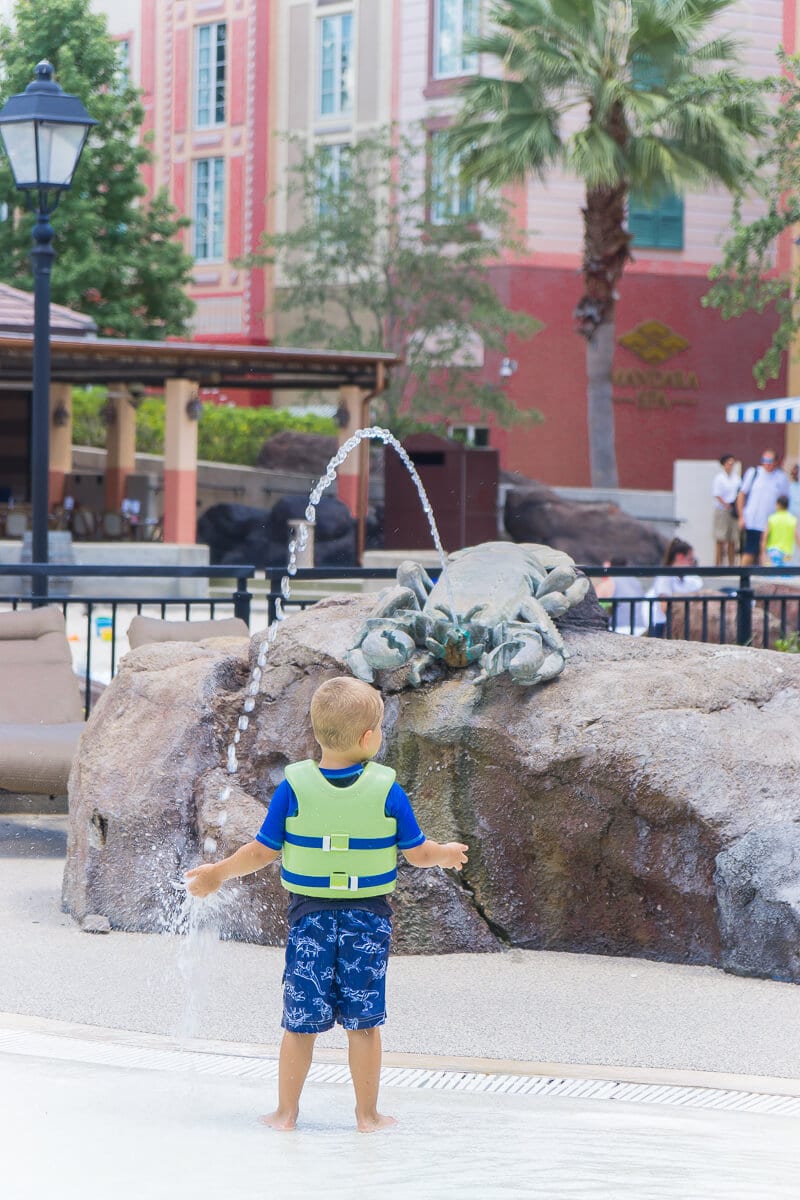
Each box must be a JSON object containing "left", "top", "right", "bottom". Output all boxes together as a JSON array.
[{"left": 762, "top": 496, "right": 800, "bottom": 566}]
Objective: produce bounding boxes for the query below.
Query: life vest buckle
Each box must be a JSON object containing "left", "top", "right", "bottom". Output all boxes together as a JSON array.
[{"left": 330, "top": 872, "right": 359, "bottom": 891}]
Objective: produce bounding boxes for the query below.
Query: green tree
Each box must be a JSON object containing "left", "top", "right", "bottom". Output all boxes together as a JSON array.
[
  {"left": 0, "top": 0, "right": 195, "bottom": 339},
  {"left": 448, "top": 0, "right": 767, "bottom": 486},
  {"left": 243, "top": 127, "right": 540, "bottom": 432},
  {"left": 704, "top": 52, "right": 800, "bottom": 388}
]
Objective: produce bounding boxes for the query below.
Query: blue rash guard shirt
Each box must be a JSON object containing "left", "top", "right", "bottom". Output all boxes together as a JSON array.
[{"left": 255, "top": 762, "right": 425, "bottom": 925}]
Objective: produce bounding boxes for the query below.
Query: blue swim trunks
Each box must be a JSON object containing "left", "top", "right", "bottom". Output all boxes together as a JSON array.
[{"left": 282, "top": 909, "right": 392, "bottom": 1034}]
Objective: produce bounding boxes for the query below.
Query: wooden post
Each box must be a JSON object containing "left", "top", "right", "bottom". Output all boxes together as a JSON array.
[
  {"left": 48, "top": 383, "right": 72, "bottom": 508},
  {"left": 104, "top": 386, "right": 137, "bottom": 512},
  {"left": 163, "top": 378, "right": 199, "bottom": 543}
]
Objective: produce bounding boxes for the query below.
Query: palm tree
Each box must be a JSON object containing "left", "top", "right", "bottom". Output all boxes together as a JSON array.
[{"left": 448, "top": 0, "right": 767, "bottom": 486}]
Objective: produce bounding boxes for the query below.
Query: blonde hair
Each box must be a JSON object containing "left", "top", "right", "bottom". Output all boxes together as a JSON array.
[{"left": 310, "top": 677, "right": 384, "bottom": 751}]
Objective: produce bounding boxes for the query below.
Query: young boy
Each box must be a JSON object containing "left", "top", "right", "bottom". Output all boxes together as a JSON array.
[
  {"left": 761, "top": 495, "right": 800, "bottom": 566},
  {"left": 185, "top": 676, "right": 468, "bottom": 1134}
]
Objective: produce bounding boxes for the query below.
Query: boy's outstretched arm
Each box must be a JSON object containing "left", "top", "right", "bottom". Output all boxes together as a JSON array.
[
  {"left": 403, "top": 840, "right": 468, "bottom": 870},
  {"left": 185, "top": 840, "right": 280, "bottom": 898}
]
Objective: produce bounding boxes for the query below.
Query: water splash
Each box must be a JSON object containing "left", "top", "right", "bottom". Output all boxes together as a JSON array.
[{"left": 170, "top": 882, "right": 229, "bottom": 1041}]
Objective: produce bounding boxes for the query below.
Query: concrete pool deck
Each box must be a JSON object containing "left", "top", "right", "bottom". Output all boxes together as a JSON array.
[{"left": 3, "top": 813, "right": 800, "bottom": 1197}]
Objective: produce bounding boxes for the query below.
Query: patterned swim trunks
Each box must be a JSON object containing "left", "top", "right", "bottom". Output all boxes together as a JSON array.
[{"left": 282, "top": 909, "right": 392, "bottom": 1034}]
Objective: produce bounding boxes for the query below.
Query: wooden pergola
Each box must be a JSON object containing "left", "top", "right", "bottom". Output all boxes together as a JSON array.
[{"left": 0, "top": 320, "right": 396, "bottom": 543}]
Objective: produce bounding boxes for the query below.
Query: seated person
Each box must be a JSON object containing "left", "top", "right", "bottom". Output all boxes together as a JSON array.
[
  {"left": 594, "top": 558, "right": 649, "bottom": 636},
  {"left": 647, "top": 539, "right": 703, "bottom": 638}
]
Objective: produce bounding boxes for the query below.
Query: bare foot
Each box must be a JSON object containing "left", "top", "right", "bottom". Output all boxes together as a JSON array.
[
  {"left": 259, "top": 1110, "right": 298, "bottom": 1132},
  {"left": 356, "top": 1110, "right": 398, "bottom": 1134}
]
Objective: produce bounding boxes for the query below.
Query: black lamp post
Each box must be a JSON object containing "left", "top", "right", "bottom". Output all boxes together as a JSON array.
[{"left": 0, "top": 61, "right": 96, "bottom": 601}]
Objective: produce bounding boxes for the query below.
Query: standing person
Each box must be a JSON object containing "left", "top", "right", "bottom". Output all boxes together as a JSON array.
[
  {"left": 737, "top": 450, "right": 790, "bottom": 566},
  {"left": 788, "top": 464, "right": 800, "bottom": 520},
  {"left": 646, "top": 539, "right": 703, "bottom": 638},
  {"left": 761, "top": 496, "right": 800, "bottom": 567},
  {"left": 711, "top": 454, "right": 741, "bottom": 567},
  {"left": 186, "top": 676, "right": 468, "bottom": 1134}
]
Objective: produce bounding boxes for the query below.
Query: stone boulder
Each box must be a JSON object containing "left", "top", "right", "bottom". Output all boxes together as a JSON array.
[
  {"left": 505, "top": 481, "right": 666, "bottom": 566},
  {"left": 196, "top": 496, "right": 356, "bottom": 568},
  {"left": 256, "top": 431, "right": 338, "bottom": 475},
  {"left": 64, "top": 586, "right": 800, "bottom": 979},
  {"left": 197, "top": 503, "right": 269, "bottom": 566},
  {"left": 268, "top": 494, "right": 356, "bottom": 568},
  {"left": 715, "top": 824, "right": 800, "bottom": 983}
]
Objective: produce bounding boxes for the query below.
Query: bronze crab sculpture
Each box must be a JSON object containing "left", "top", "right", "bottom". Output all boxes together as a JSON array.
[{"left": 344, "top": 541, "right": 589, "bottom": 688}]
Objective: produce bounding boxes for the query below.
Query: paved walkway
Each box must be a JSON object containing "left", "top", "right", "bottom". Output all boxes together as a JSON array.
[{"left": 3, "top": 814, "right": 800, "bottom": 1198}]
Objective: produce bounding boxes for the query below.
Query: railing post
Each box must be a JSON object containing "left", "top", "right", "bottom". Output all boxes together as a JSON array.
[
  {"left": 736, "top": 569, "right": 753, "bottom": 646},
  {"left": 233, "top": 572, "right": 252, "bottom": 626},
  {"left": 266, "top": 571, "right": 277, "bottom": 625}
]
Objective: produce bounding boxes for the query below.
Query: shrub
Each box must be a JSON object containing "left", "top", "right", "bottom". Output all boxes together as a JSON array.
[
  {"left": 197, "top": 404, "right": 335, "bottom": 466},
  {"left": 70, "top": 387, "right": 108, "bottom": 448},
  {"left": 69, "top": 387, "right": 336, "bottom": 464}
]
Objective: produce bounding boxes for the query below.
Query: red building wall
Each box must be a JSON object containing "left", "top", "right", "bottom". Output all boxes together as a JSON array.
[{"left": 488, "top": 266, "right": 786, "bottom": 490}]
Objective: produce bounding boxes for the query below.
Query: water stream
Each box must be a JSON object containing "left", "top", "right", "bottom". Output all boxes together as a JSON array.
[
  {"left": 225, "top": 425, "right": 452, "bottom": 778},
  {"left": 175, "top": 426, "right": 454, "bottom": 1022}
]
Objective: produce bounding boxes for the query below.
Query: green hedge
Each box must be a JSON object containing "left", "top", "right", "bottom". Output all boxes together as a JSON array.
[{"left": 70, "top": 388, "right": 336, "bottom": 466}]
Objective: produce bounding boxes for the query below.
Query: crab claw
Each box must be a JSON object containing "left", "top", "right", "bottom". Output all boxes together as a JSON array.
[
  {"left": 537, "top": 591, "right": 571, "bottom": 618},
  {"left": 565, "top": 577, "right": 590, "bottom": 605},
  {"left": 396, "top": 562, "right": 434, "bottom": 608},
  {"left": 536, "top": 565, "right": 579, "bottom": 600},
  {"left": 360, "top": 628, "right": 416, "bottom": 671},
  {"left": 477, "top": 632, "right": 546, "bottom": 686},
  {"left": 343, "top": 647, "right": 375, "bottom": 683}
]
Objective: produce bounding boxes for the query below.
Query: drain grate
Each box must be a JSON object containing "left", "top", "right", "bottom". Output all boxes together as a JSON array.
[{"left": 2, "top": 1027, "right": 799, "bottom": 1117}]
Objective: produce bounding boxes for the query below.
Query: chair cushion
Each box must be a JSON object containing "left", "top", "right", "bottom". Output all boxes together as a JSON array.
[
  {"left": 0, "top": 722, "right": 84, "bottom": 795},
  {"left": 0, "top": 607, "right": 83, "bottom": 724},
  {"left": 127, "top": 615, "right": 250, "bottom": 649}
]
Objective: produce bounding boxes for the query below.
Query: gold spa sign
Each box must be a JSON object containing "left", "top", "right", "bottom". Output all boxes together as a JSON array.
[{"left": 613, "top": 320, "right": 699, "bottom": 411}]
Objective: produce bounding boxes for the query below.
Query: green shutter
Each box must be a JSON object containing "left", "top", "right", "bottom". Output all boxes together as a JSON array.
[{"left": 629, "top": 190, "right": 684, "bottom": 249}]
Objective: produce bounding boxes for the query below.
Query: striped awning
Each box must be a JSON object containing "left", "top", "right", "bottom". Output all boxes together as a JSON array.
[{"left": 726, "top": 398, "right": 800, "bottom": 423}]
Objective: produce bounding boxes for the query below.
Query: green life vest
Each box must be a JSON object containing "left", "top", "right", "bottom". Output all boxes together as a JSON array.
[{"left": 281, "top": 760, "right": 398, "bottom": 899}]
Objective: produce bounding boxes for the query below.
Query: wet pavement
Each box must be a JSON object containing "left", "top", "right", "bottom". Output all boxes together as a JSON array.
[
  {"left": 3, "top": 812, "right": 800, "bottom": 1198},
  {"left": 3, "top": 1029, "right": 799, "bottom": 1200}
]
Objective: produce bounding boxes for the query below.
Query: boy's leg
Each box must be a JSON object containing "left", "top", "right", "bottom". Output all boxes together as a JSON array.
[
  {"left": 346, "top": 1025, "right": 396, "bottom": 1133},
  {"left": 260, "top": 1031, "right": 316, "bottom": 1131}
]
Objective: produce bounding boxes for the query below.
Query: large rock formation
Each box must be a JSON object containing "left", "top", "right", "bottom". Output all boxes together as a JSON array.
[
  {"left": 197, "top": 496, "right": 356, "bottom": 568},
  {"left": 505, "top": 481, "right": 666, "bottom": 565},
  {"left": 64, "top": 588, "right": 800, "bottom": 979},
  {"left": 255, "top": 430, "right": 338, "bottom": 475}
]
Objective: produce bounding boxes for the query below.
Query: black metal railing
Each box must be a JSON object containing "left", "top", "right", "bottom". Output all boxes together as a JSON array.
[
  {"left": 2, "top": 560, "right": 799, "bottom": 718},
  {"left": 262, "top": 566, "right": 428, "bottom": 623},
  {"left": 588, "top": 564, "right": 800, "bottom": 647},
  {"left": 0, "top": 563, "right": 255, "bottom": 717}
]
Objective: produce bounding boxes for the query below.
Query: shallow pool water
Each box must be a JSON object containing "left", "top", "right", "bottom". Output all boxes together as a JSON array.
[{"left": 5, "top": 1048, "right": 799, "bottom": 1200}]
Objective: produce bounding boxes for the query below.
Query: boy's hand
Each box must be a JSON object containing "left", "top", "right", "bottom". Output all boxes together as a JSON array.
[
  {"left": 439, "top": 842, "right": 469, "bottom": 870},
  {"left": 185, "top": 863, "right": 223, "bottom": 898}
]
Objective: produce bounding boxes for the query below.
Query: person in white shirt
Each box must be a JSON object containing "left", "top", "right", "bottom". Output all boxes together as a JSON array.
[
  {"left": 788, "top": 464, "right": 800, "bottom": 520},
  {"left": 594, "top": 558, "right": 649, "bottom": 636},
  {"left": 647, "top": 539, "right": 703, "bottom": 638},
  {"left": 711, "top": 454, "right": 741, "bottom": 567},
  {"left": 736, "top": 449, "right": 790, "bottom": 566}
]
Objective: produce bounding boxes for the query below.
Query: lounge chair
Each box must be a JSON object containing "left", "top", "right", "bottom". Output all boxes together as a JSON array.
[
  {"left": 127, "top": 614, "right": 250, "bottom": 649},
  {"left": 0, "top": 607, "right": 85, "bottom": 797}
]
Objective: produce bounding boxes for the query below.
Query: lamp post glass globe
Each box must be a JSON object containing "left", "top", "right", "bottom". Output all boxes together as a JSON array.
[
  {"left": 0, "top": 60, "right": 96, "bottom": 201},
  {"left": 0, "top": 61, "right": 96, "bottom": 600}
]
